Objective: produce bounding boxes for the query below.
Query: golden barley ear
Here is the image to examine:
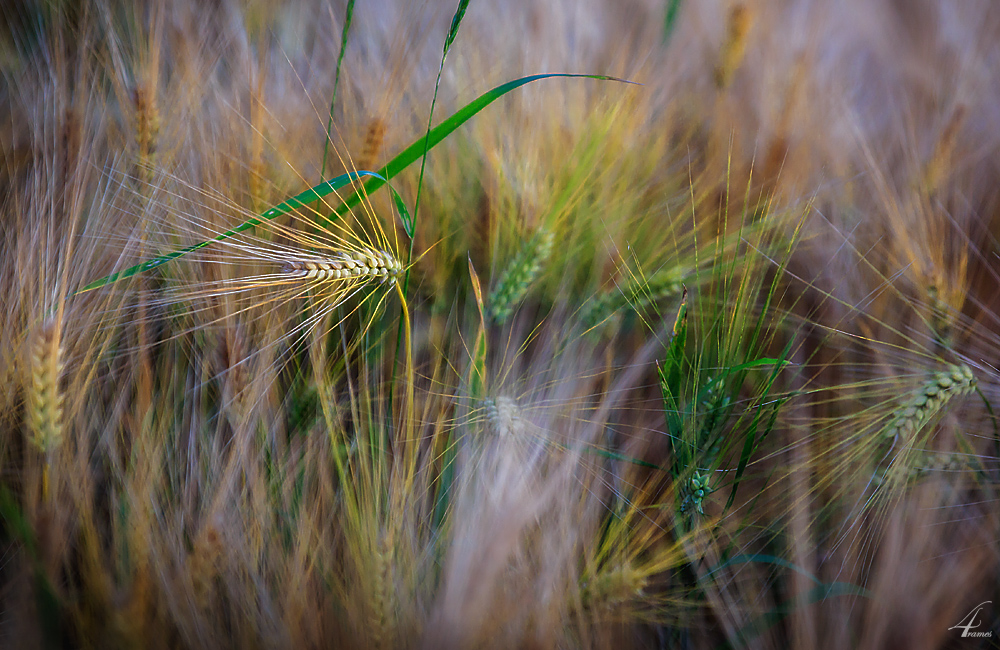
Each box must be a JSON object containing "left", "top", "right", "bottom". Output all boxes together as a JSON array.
[
  {"left": 923, "top": 104, "right": 966, "bottom": 195},
  {"left": 715, "top": 4, "right": 754, "bottom": 89},
  {"left": 133, "top": 83, "right": 160, "bottom": 186},
  {"left": 187, "top": 523, "right": 224, "bottom": 611},
  {"left": 26, "top": 319, "right": 65, "bottom": 455},
  {"left": 357, "top": 117, "right": 388, "bottom": 174},
  {"left": 281, "top": 248, "right": 403, "bottom": 284},
  {"left": 581, "top": 561, "right": 647, "bottom": 615}
]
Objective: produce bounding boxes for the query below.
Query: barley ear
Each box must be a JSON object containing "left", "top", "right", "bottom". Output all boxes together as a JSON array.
[
  {"left": 583, "top": 265, "right": 687, "bottom": 332},
  {"left": 715, "top": 4, "right": 754, "bottom": 89},
  {"left": 582, "top": 561, "right": 646, "bottom": 614},
  {"left": 187, "top": 524, "right": 224, "bottom": 611},
  {"left": 357, "top": 117, "right": 387, "bottom": 174},
  {"left": 923, "top": 104, "right": 966, "bottom": 195},
  {"left": 133, "top": 83, "right": 160, "bottom": 185},
  {"left": 26, "top": 319, "right": 65, "bottom": 456},
  {"left": 483, "top": 396, "right": 524, "bottom": 437},
  {"left": 370, "top": 530, "right": 395, "bottom": 650},
  {"left": 884, "top": 364, "right": 976, "bottom": 440},
  {"left": 488, "top": 227, "right": 554, "bottom": 324},
  {"left": 280, "top": 248, "right": 404, "bottom": 285}
]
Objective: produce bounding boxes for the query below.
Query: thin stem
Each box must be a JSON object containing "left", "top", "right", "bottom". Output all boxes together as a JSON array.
[{"left": 320, "top": 0, "right": 356, "bottom": 182}]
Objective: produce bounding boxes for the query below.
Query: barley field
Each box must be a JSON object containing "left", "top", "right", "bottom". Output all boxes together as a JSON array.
[{"left": 2, "top": 1, "right": 999, "bottom": 648}]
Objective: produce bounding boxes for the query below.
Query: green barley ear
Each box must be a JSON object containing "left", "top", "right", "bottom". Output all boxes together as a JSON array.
[
  {"left": 26, "top": 319, "right": 65, "bottom": 455},
  {"left": 370, "top": 530, "right": 395, "bottom": 650},
  {"left": 487, "top": 226, "right": 554, "bottom": 324},
  {"left": 583, "top": 265, "right": 688, "bottom": 332},
  {"left": 907, "top": 450, "right": 965, "bottom": 484},
  {"left": 884, "top": 364, "right": 976, "bottom": 440}
]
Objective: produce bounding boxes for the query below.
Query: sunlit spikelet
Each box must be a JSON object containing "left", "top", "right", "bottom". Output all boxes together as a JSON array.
[{"left": 141, "top": 166, "right": 407, "bottom": 347}]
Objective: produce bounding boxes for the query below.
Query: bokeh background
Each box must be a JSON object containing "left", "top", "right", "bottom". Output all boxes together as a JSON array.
[{"left": 2, "top": 1, "right": 1000, "bottom": 648}]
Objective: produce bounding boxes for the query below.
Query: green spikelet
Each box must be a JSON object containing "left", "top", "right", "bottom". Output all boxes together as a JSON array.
[
  {"left": 884, "top": 364, "right": 976, "bottom": 440},
  {"left": 488, "top": 227, "right": 554, "bottom": 324}
]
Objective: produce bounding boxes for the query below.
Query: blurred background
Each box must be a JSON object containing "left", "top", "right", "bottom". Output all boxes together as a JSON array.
[{"left": 2, "top": 1, "right": 999, "bottom": 648}]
